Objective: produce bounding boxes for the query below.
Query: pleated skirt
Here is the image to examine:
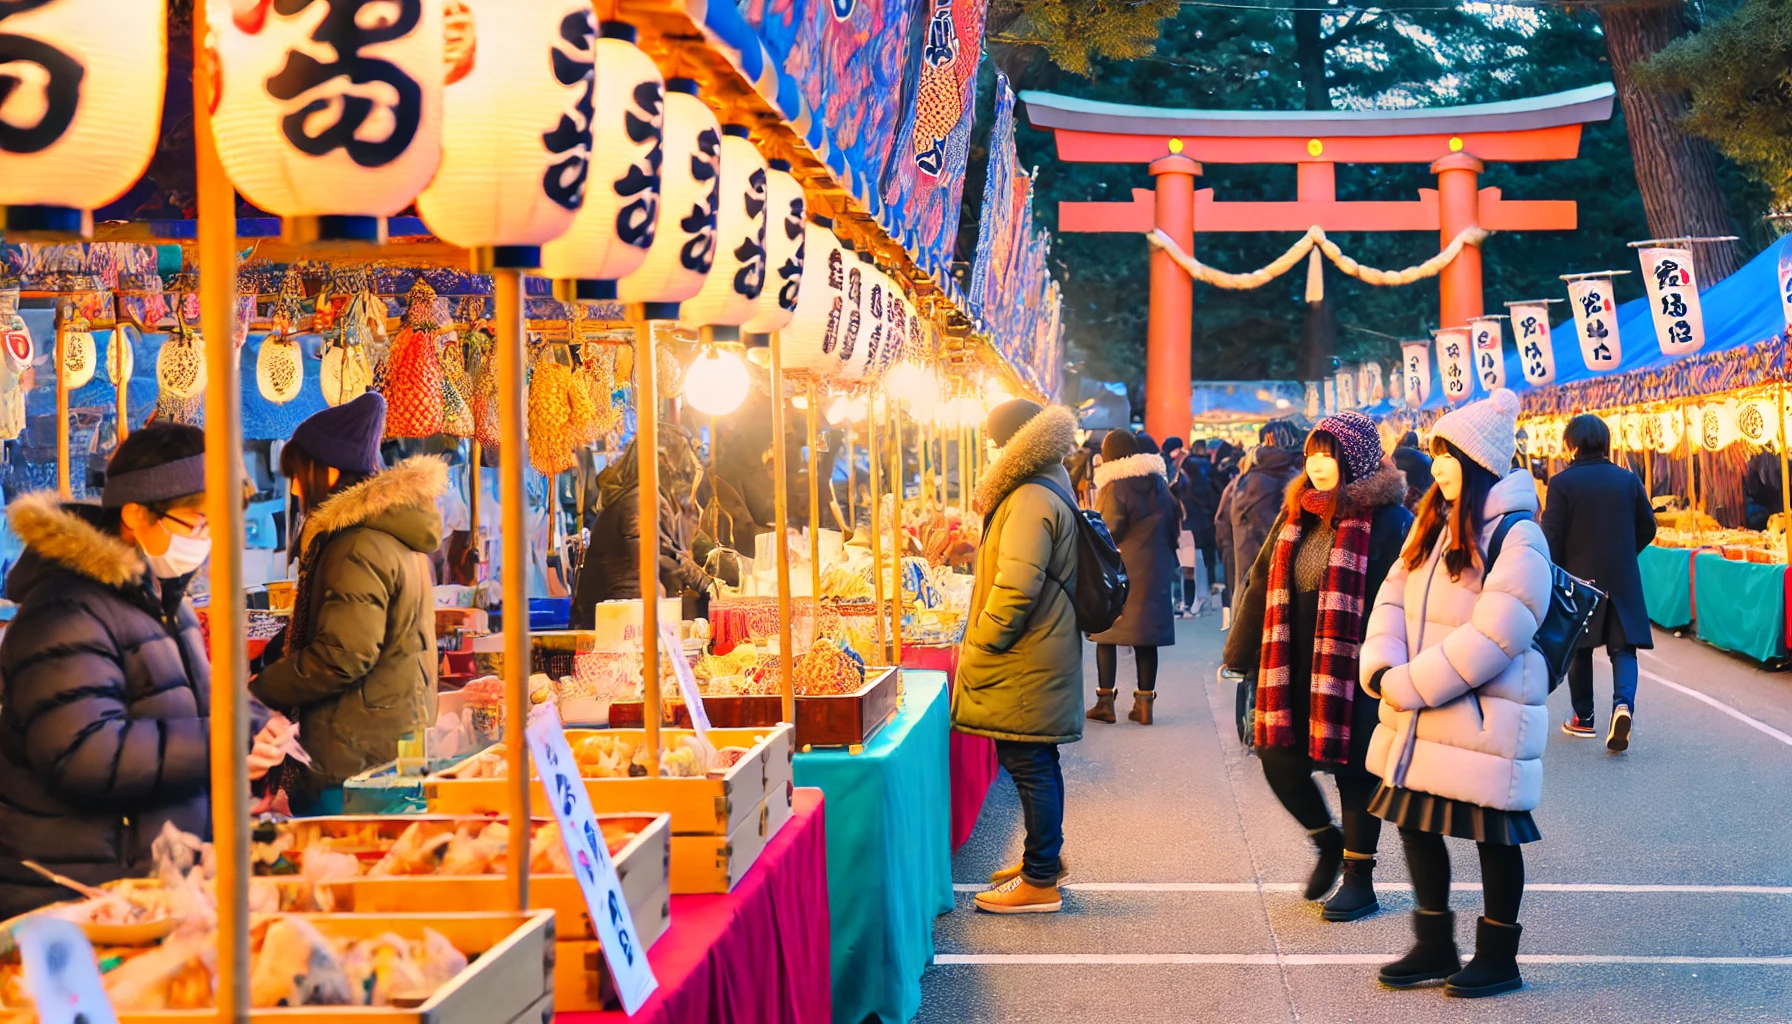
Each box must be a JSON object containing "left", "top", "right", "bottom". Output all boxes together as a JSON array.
[{"left": 1369, "top": 784, "right": 1541, "bottom": 845}]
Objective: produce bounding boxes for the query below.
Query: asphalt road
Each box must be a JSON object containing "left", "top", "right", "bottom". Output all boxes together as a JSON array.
[{"left": 917, "top": 616, "right": 1792, "bottom": 1023}]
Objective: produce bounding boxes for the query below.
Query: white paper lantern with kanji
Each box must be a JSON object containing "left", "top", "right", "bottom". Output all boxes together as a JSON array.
[
  {"left": 1435, "top": 327, "right": 1473, "bottom": 404},
  {"left": 1567, "top": 278, "right": 1621, "bottom": 371},
  {"left": 108, "top": 326, "right": 135, "bottom": 387},
  {"left": 681, "top": 128, "right": 768, "bottom": 329},
  {"left": 61, "top": 321, "right": 96, "bottom": 390},
  {"left": 1697, "top": 402, "right": 1733, "bottom": 452},
  {"left": 157, "top": 329, "right": 206, "bottom": 400},
  {"left": 741, "top": 163, "right": 805, "bottom": 335},
  {"left": 1735, "top": 398, "right": 1776, "bottom": 448},
  {"left": 1469, "top": 317, "right": 1506, "bottom": 392},
  {"left": 0, "top": 0, "right": 166, "bottom": 236},
  {"left": 538, "top": 23, "right": 663, "bottom": 294},
  {"left": 870, "top": 285, "right": 907, "bottom": 381},
  {"left": 416, "top": 0, "right": 594, "bottom": 252},
  {"left": 1509, "top": 303, "right": 1556, "bottom": 386},
  {"left": 782, "top": 218, "right": 850, "bottom": 377},
  {"left": 1656, "top": 410, "right": 1683, "bottom": 455},
  {"left": 258, "top": 335, "right": 305, "bottom": 404},
  {"left": 616, "top": 78, "right": 720, "bottom": 312},
  {"left": 1400, "top": 340, "right": 1431, "bottom": 409},
  {"left": 207, "top": 0, "right": 445, "bottom": 232},
  {"left": 834, "top": 255, "right": 886, "bottom": 382}
]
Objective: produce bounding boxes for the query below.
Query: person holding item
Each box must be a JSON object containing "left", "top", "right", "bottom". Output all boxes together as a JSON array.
[
  {"left": 955, "top": 399, "right": 1083, "bottom": 914},
  {"left": 1086, "top": 429, "right": 1180, "bottom": 726},
  {"left": 0, "top": 423, "right": 282, "bottom": 916},
  {"left": 1361, "top": 388, "right": 1552, "bottom": 998},
  {"left": 1542, "top": 414, "right": 1655, "bottom": 750},
  {"left": 1225, "top": 411, "right": 1411, "bottom": 921},
  {"left": 252, "top": 394, "right": 444, "bottom": 816},
  {"left": 570, "top": 426, "right": 715, "bottom": 625}
]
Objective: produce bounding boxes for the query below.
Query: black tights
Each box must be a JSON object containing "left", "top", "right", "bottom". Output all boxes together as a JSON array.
[
  {"left": 1400, "top": 827, "right": 1525, "bottom": 924},
  {"left": 1096, "top": 644, "right": 1159, "bottom": 692},
  {"left": 1257, "top": 745, "right": 1382, "bottom": 856}
]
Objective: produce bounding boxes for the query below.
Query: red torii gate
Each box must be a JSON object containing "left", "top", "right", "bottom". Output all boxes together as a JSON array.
[{"left": 1023, "top": 84, "right": 1616, "bottom": 441}]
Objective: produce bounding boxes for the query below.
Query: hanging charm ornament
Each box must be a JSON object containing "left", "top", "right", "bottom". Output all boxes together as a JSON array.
[
  {"left": 681, "top": 126, "right": 769, "bottom": 330},
  {"left": 615, "top": 78, "right": 721, "bottom": 312},
  {"left": 1565, "top": 276, "right": 1622, "bottom": 372},
  {"left": 257, "top": 334, "right": 305, "bottom": 404},
  {"left": 383, "top": 281, "right": 448, "bottom": 438},
  {"left": 61, "top": 314, "right": 97, "bottom": 391},
  {"left": 1435, "top": 327, "right": 1473, "bottom": 404},
  {"left": 1637, "top": 247, "right": 1705, "bottom": 357},
  {"left": 1735, "top": 398, "right": 1775, "bottom": 448},
  {"left": 108, "top": 323, "right": 136, "bottom": 388},
  {"left": 740, "top": 163, "right": 806, "bottom": 336},
  {"left": 156, "top": 319, "right": 206, "bottom": 401},
  {"left": 1400, "top": 340, "right": 1431, "bottom": 410},
  {"left": 1507, "top": 302, "right": 1557, "bottom": 386},
  {"left": 1469, "top": 317, "right": 1505, "bottom": 392},
  {"left": 1, "top": 293, "right": 33, "bottom": 375}
]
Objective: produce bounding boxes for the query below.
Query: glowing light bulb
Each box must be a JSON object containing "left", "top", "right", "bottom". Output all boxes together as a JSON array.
[{"left": 683, "top": 348, "right": 750, "bottom": 416}]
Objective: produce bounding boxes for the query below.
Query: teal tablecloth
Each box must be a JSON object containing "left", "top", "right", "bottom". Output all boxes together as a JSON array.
[
  {"left": 1693, "top": 553, "right": 1787, "bottom": 662},
  {"left": 793, "top": 671, "right": 953, "bottom": 1024},
  {"left": 1638, "top": 545, "right": 1694, "bottom": 629}
]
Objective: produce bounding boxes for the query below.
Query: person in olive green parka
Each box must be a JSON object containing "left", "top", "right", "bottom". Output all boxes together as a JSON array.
[
  {"left": 252, "top": 394, "right": 444, "bottom": 815},
  {"left": 955, "top": 399, "right": 1083, "bottom": 915}
]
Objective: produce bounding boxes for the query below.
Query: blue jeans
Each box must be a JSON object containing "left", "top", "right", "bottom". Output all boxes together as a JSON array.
[
  {"left": 994, "top": 740, "right": 1065, "bottom": 883},
  {"left": 1569, "top": 644, "right": 1638, "bottom": 722}
]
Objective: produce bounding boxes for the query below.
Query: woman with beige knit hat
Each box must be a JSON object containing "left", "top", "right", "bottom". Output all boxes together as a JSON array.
[{"left": 1358, "top": 388, "right": 1555, "bottom": 998}]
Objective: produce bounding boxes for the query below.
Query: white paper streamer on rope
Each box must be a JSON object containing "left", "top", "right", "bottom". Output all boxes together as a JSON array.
[
  {"left": 1638, "top": 247, "right": 1704, "bottom": 357},
  {"left": 1509, "top": 303, "right": 1556, "bottom": 386},
  {"left": 1567, "top": 278, "right": 1620, "bottom": 371},
  {"left": 1435, "top": 327, "right": 1473, "bottom": 404},
  {"left": 1469, "top": 317, "right": 1505, "bottom": 392},
  {"left": 1401, "top": 340, "right": 1430, "bottom": 410}
]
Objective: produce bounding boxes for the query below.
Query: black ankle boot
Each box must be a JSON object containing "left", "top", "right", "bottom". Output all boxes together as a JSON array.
[
  {"left": 1445, "top": 918, "right": 1523, "bottom": 998},
  {"left": 1303, "top": 825, "right": 1345, "bottom": 901},
  {"left": 1378, "top": 910, "right": 1461, "bottom": 989},
  {"left": 1321, "top": 856, "right": 1380, "bottom": 921}
]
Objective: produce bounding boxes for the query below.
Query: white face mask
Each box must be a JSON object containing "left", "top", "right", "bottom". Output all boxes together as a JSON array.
[{"left": 143, "top": 532, "right": 213, "bottom": 578}]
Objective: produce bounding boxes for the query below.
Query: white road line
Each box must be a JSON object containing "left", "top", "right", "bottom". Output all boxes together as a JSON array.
[
  {"left": 1639, "top": 668, "right": 1792, "bottom": 748},
  {"left": 951, "top": 882, "right": 1792, "bottom": 895},
  {"left": 933, "top": 953, "right": 1792, "bottom": 967}
]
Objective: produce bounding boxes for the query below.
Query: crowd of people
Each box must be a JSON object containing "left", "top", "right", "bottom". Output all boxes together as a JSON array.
[{"left": 953, "top": 389, "right": 1657, "bottom": 1001}]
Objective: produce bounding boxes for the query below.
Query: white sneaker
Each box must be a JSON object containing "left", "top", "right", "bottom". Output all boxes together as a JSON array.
[
  {"left": 1220, "top": 607, "right": 1233, "bottom": 631},
  {"left": 1607, "top": 705, "right": 1632, "bottom": 752}
]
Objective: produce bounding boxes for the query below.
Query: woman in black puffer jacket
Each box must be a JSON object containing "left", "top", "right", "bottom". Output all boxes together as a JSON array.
[
  {"left": 0, "top": 424, "right": 274, "bottom": 917},
  {"left": 1085, "top": 429, "right": 1181, "bottom": 726}
]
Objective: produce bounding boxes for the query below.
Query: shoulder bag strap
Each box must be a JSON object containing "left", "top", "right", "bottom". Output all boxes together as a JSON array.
[{"left": 1484, "top": 509, "right": 1532, "bottom": 574}]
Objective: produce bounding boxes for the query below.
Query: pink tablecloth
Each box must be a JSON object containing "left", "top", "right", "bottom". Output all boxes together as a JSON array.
[
  {"left": 559, "top": 788, "right": 832, "bottom": 1024},
  {"left": 902, "top": 645, "right": 998, "bottom": 849}
]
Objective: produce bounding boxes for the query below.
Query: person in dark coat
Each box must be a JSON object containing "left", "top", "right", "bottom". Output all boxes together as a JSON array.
[
  {"left": 571, "top": 430, "right": 714, "bottom": 627},
  {"left": 1392, "top": 431, "right": 1434, "bottom": 513},
  {"left": 1179, "top": 440, "right": 1221, "bottom": 606},
  {"left": 1086, "top": 430, "right": 1180, "bottom": 726},
  {"left": 1219, "top": 419, "right": 1306, "bottom": 604},
  {"left": 1224, "top": 411, "right": 1412, "bottom": 922},
  {"left": 1541, "top": 413, "right": 1657, "bottom": 751},
  {"left": 0, "top": 424, "right": 276, "bottom": 917}
]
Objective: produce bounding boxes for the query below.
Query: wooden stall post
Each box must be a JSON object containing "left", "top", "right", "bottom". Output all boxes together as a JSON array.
[
  {"left": 889, "top": 397, "right": 904, "bottom": 660},
  {"left": 468, "top": 441, "right": 481, "bottom": 575},
  {"left": 54, "top": 300, "right": 69, "bottom": 498},
  {"left": 192, "top": 12, "right": 249, "bottom": 1017},
  {"left": 806, "top": 381, "right": 822, "bottom": 598},
  {"left": 845, "top": 421, "right": 855, "bottom": 533},
  {"left": 868, "top": 391, "right": 888, "bottom": 658},
  {"left": 770, "top": 334, "right": 796, "bottom": 722},
  {"left": 492, "top": 266, "right": 532, "bottom": 910},
  {"left": 1780, "top": 386, "right": 1791, "bottom": 566},
  {"left": 630, "top": 313, "right": 662, "bottom": 777},
  {"left": 112, "top": 297, "right": 129, "bottom": 445}
]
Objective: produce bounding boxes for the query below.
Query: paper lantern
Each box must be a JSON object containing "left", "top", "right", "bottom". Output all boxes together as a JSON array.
[
  {"left": 1469, "top": 317, "right": 1505, "bottom": 392},
  {"left": 61, "top": 319, "right": 96, "bottom": 390},
  {"left": 684, "top": 347, "right": 750, "bottom": 416},
  {"left": 1600, "top": 414, "right": 1622, "bottom": 451},
  {"left": 0, "top": 0, "right": 166, "bottom": 237},
  {"left": 740, "top": 163, "right": 805, "bottom": 335},
  {"left": 782, "top": 217, "right": 849, "bottom": 377},
  {"left": 539, "top": 22, "right": 662, "bottom": 293},
  {"left": 681, "top": 128, "right": 769, "bottom": 328},
  {"left": 1400, "top": 341, "right": 1430, "bottom": 409},
  {"left": 157, "top": 328, "right": 206, "bottom": 400},
  {"left": 1639, "top": 247, "right": 1704, "bottom": 357},
  {"left": 108, "top": 326, "right": 135, "bottom": 387},
  {"left": 416, "top": 0, "right": 594, "bottom": 256},
  {"left": 207, "top": 0, "right": 445, "bottom": 237},
  {"left": 1, "top": 300, "right": 32, "bottom": 374},
  {"left": 1620, "top": 412, "right": 1644, "bottom": 453},
  {"left": 1508, "top": 303, "right": 1556, "bottom": 386},
  {"left": 1696, "top": 403, "right": 1731, "bottom": 452},
  {"left": 1435, "top": 327, "right": 1473, "bottom": 404},
  {"left": 615, "top": 78, "right": 720, "bottom": 314},
  {"left": 320, "top": 340, "right": 372, "bottom": 407},
  {"left": 885, "top": 361, "right": 933, "bottom": 407},
  {"left": 258, "top": 335, "right": 305, "bottom": 404},
  {"left": 1656, "top": 411, "right": 1683, "bottom": 455},
  {"left": 1735, "top": 398, "right": 1776, "bottom": 448},
  {"left": 833, "top": 254, "right": 884, "bottom": 382},
  {"left": 1567, "top": 278, "right": 1620, "bottom": 372},
  {"left": 870, "top": 284, "right": 907, "bottom": 381}
]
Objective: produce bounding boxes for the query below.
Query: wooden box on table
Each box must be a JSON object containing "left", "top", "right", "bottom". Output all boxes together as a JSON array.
[{"left": 608, "top": 666, "right": 900, "bottom": 749}]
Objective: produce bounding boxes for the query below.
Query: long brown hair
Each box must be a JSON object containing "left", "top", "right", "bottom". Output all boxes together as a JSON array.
[
  {"left": 281, "top": 440, "right": 371, "bottom": 515},
  {"left": 1402, "top": 438, "right": 1500, "bottom": 579}
]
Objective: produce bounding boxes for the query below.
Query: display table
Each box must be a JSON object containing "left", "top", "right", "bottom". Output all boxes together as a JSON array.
[
  {"left": 558, "top": 787, "right": 833, "bottom": 1024},
  {"left": 1692, "top": 552, "right": 1787, "bottom": 663},
  {"left": 794, "top": 671, "right": 954, "bottom": 1024},
  {"left": 901, "top": 644, "right": 998, "bottom": 850},
  {"left": 1638, "top": 544, "right": 1695, "bottom": 629}
]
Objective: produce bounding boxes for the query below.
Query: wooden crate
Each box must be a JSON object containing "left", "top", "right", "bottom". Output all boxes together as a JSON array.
[
  {"left": 423, "top": 724, "right": 794, "bottom": 837},
  {"left": 668, "top": 781, "right": 795, "bottom": 894},
  {"left": 608, "top": 666, "right": 900, "bottom": 748}
]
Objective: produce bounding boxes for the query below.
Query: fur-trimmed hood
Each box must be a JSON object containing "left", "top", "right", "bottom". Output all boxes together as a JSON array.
[
  {"left": 298, "top": 455, "right": 449, "bottom": 554},
  {"left": 974, "top": 405, "right": 1079, "bottom": 515},
  {"left": 6, "top": 491, "right": 145, "bottom": 594},
  {"left": 1283, "top": 461, "right": 1408, "bottom": 519},
  {"left": 1093, "top": 452, "right": 1166, "bottom": 490}
]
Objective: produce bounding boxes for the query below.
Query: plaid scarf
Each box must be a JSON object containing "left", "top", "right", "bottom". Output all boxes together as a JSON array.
[{"left": 1254, "top": 487, "right": 1373, "bottom": 764}]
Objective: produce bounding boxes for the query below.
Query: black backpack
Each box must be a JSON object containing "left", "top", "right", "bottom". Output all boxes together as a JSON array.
[
  {"left": 987, "top": 474, "right": 1130, "bottom": 634},
  {"left": 1485, "top": 510, "right": 1604, "bottom": 692}
]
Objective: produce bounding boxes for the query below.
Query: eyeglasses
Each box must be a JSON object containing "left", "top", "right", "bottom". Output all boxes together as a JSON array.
[{"left": 159, "top": 512, "right": 211, "bottom": 539}]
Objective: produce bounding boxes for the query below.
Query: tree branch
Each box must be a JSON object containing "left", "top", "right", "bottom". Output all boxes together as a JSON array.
[{"left": 1322, "top": 13, "right": 1384, "bottom": 51}]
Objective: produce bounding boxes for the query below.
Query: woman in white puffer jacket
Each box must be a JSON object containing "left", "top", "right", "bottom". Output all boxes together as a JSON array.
[{"left": 1359, "top": 388, "right": 1553, "bottom": 1000}]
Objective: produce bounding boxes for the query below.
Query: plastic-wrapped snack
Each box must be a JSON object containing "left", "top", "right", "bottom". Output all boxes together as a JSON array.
[{"left": 251, "top": 918, "right": 353, "bottom": 1008}]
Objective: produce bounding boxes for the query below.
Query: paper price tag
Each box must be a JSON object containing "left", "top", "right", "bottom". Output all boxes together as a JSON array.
[
  {"left": 523, "top": 703, "right": 658, "bottom": 1014},
  {"left": 660, "top": 620, "right": 713, "bottom": 742},
  {"left": 15, "top": 918, "right": 117, "bottom": 1024}
]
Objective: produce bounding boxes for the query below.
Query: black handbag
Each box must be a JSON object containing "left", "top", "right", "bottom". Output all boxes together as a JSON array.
[{"left": 1485, "top": 510, "right": 1604, "bottom": 692}]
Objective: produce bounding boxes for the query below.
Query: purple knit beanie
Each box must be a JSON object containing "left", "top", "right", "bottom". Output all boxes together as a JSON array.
[
  {"left": 289, "top": 392, "right": 387, "bottom": 476},
  {"left": 1309, "top": 410, "right": 1383, "bottom": 484}
]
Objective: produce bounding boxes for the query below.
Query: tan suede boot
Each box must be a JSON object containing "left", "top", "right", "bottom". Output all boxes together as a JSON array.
[
  {"left": 1086, "top": 688, "right": 1117, "bottom": 723},
  {"left": 1128, "top": 690, "right": 1156, "bottom": 724}
]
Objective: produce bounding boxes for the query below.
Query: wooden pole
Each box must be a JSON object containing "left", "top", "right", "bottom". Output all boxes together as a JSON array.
[
  {"left": 770, "top": 338, "right": 795, "bottom": 722},
  {"left": 806, "top": 382, "right": 822, "bottom": 599},
  {"left": 632, "top": 315, "right": 661, "bottom": 777},
  {"left": 113, "top": 298, "right": 129, "bottom": 446},
  {"left": 868, "top": 391, "right": 887, "bottom": 657},
  {"left": 889, "top": 398, "right": 904, "bottom": 661},
  {"left": 54, "top": 301, "right": 68, "bottom": 498},
  {"left": 192, "top": 10, "right": 248, "bottom": 1017},
  {"left": 468, "top": 441, "right": 481, "bottom": 580},
  {"left": 493, "top": 266, "right": 531, "bottom": 911},
  {"left": 845, "top": 421, "right": 855, "bottom": 534}
]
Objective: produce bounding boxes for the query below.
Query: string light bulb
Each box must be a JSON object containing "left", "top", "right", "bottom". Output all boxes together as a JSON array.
[{"left": 683, "top": 346, "right": 750, "bottom": 416}]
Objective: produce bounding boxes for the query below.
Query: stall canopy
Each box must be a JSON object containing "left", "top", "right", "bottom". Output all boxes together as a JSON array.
[{"left": 1191, "top": 381, "right": 1303, "bottom": 424}]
